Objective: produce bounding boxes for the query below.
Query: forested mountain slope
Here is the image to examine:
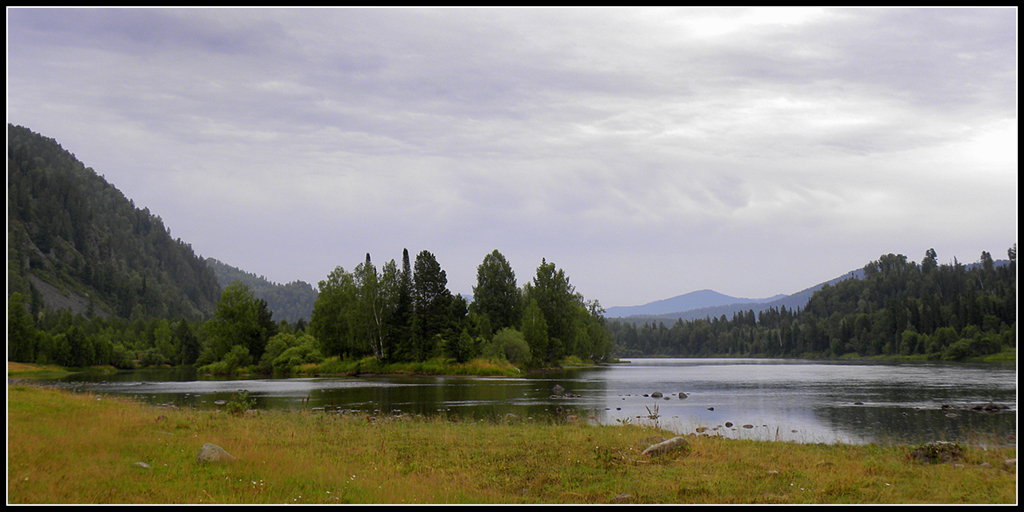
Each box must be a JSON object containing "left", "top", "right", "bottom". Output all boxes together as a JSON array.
[
  {"left": 7, "top": 124, "right": 221, "bottom": 320},
  {"left": 205, "top": 258, "right": 318, "bottom": 323},
  {"left": 608, "top": 250, "right": 1016, "bottom": 360}
]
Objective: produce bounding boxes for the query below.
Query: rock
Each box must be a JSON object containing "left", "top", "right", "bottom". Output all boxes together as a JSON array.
[
  {"left": 641, "top": 436, "right": 690, "bottom": 457},
  {"left": 641, "top": 436, "right": 665, "bottom": 446},
  {"left": 611, "top": 493, "right": 632, "bottom": 503},
  {"left": 552, "top": 384, "right": 565, "bottom": 394},
  {"left": 707, "top": 407, "right": 714, "bottom": 411},
  {"left": 650, "top": 391, "right": 663, "bottom": 398},
  {"left": 908, "top": 441, "right": 964, "bottom": 464},
  {"left": 1003, "top": 458, "right": 1016, "bottom": 471},
  {"left": 195, "top": 443, "right": 236, "bottom": 464},
  {"left": 678, "top": 392, "right": 687, "bottom": 399},
  {"left": 724, "top": 422, "right": 733, "bottom": 428},
  {"left": 132, "top": 461, "right": 152, "bottom": 470},
  {"left": 742, "top": 424, "right": 754, "bottom": 429}
]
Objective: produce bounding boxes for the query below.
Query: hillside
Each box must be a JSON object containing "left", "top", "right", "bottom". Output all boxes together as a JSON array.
[
  {"left": 611, "top": 270, "right": 864, "bottom": 326},
  {"left": 605, "top": 289, "right": 787, "bottom": 318},
  {"left": 205, "top": 258, "right": 318, "bottom": 323},
  {"left": 7, "top": 124, "right": 221, "bottom": 320},
  {"left": 607, "top": 251, "right": 1016, "bottom": 360}
]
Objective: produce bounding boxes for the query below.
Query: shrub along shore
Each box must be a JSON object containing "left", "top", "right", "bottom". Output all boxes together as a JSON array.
[{"left": 6, "top": 372, "right": 1016, "bottom": 505}]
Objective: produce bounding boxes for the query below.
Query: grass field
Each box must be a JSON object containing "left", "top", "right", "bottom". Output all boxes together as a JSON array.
[{"left": 6, "top": 380, "right": 1016, "bottom": 504}]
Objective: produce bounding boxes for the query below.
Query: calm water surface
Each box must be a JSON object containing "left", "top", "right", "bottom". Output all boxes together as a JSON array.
[{"left": 60, "top": 358, "right": 1016, "bottom": 445}]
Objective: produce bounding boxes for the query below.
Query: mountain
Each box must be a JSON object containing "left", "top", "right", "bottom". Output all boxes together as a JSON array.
[
  {"left": 205, "top": 258, "right": 318, "bottom": 323},
  {"left": 7, "top": 124, "right": 222, "bottom": 319},
  {"left": 606, "top": 270, "right": 865, "bottom": 324},
  {"left": 651, "top": 270, "right": 864, "bottom": 323},
  {"left": 605, "top": 289, "right": 785, "bottom": 318}
]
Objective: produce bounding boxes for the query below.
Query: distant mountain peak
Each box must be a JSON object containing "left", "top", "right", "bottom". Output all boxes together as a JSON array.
[{"left": 605, "top": 289, "right": 782, "bottom": 318}]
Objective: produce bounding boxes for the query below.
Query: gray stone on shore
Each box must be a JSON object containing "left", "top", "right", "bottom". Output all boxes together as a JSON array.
[
  {"left": 641, "top": 436, "right": 690, "bottom": 457},
  {"left": 611, "top": 493, "right": 632, "bottom": 503},
  {"left": 195, "top": 443, "right": 236, "bottom": 464}
]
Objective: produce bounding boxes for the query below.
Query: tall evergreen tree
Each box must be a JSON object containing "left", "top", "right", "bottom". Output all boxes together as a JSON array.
[
  {"left": 390, "top": 249, "right": 415, "bottom": 361},
  {"left": 412, "top": 250, "right": 453, "bottom": 361},
  {"left": 471, "top": 249, "right": 520, "bottom": 332}
]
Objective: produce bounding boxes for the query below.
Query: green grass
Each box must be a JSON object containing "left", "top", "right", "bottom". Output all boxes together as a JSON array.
[{"left": 7, "top": 384, "right": 1016, "bottom": 504}]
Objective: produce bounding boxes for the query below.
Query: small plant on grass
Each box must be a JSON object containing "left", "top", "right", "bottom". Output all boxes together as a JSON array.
[{"left": 225, "top": 390, "right": 256, "bottom": 416}]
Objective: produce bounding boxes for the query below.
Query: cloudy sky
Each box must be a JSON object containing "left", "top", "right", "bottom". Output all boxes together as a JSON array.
[{"left": 7, "top": 7, "right": 1017, "bottom": 308}]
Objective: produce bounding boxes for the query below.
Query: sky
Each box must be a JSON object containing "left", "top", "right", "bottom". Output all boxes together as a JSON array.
[{"left": 6, "top": 7, "right": 1018, "bottom": 309}]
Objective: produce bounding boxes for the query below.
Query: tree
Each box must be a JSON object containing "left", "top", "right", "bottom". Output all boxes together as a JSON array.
[
  {"left": 8, "top": 293, "right": 37, "bottom": 363},
  {"left": 310, "top": 266, "right": 359, "bottom": 358},
  {"left": 412, "top": 250, "right": 453, "bottom": 361},
  {"left": 922, "top": 248, "right": 938, "bottom": 274},
  {"left": 521, "top": 298, "right": 549, "bottom": 366},
  {"left": 208, "top": 282, "right": 276, "bottom": 363},
  {"left": 524, "top": 258, "right": 579, "bottom": 362},
  {"left": 354, "top": 254, "right": 399, "bottom": 362},
  {"left": 390, "top": 249, "right": 415, "bottom": 361},
  {"left": 174, "top": 320, "right": 201, "bottom": 365},
  {"left": 471, "top": 250, "right": 520, "bottom": 332}
]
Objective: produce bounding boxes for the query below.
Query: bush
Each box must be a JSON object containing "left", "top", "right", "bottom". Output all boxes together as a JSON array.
[
  {"left": 225, "top": 390, "right": 255, "bottom": 416},
  {"left": 941, "top": 339, "right": 972, "bottom": 361},
  {"left": 138, "top": 347, "right": 168, "bottom": 367},
  {"left": 493, "top": 328, "right": 531, "bottom": 365},
  {"left": 261, "top": 333, "right": 322, "bottom": 374},
  {"left": 272, "top": 344, "right": 324, "bottom": 374}
]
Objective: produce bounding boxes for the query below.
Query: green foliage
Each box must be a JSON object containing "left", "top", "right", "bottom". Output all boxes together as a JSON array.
[
  {"left": 608, "top": 247, "right": 1017, "bottom": 361},
  {"left": 7, "top": 124, "right": 221, "bottom": 321},
  {"left": 471, "top": 250, "right": 520, "bottom": 332},
  {"left": 412, "top": 250, "right": 454, "bottom": 361},
  {"left": 260, "top": 332, "right": 323, "bottom": 374},
  {"left": 491, "top": 327, "right": 532, "bottom": 365},
  {"left": 225, "top": 390, "right": 256, "bottom": 417},
  {"left": 208, "top": 282, "right": 276, "bottom": 362},
  {"left": 206, "top": 257, "right": 318, "bottom": 324},
  {"left": 521, "top": 298, "right": 549, "bottom": 366}
]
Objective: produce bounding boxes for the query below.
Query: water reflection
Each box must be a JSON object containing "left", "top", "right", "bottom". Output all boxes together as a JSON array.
[{"left": 59, "top": 358, "right": 1015, "bottom": 445}]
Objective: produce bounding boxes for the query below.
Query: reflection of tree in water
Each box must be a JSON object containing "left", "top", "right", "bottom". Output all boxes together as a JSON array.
[{"left": 814, "top": 405, "right": 1016, "bottom": 445}]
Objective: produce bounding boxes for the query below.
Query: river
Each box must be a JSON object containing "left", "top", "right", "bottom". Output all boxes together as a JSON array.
[{"left": 57, "top": 358, "right": 1016, "bottom": 446}]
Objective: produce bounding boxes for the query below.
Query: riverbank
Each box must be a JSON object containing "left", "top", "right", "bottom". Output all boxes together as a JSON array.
[{"left": 7, "top": 383, "right": 1016, "bottom": 504}]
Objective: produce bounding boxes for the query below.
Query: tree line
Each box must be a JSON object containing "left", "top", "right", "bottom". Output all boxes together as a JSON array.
[
  {"left": 306, "top": 249, "right": 612, "bottom": 368},
  {"left": 205, "top": 257, "right": 319, "bottom": 324},
  {"left": 607, "top": 248, "right": 1016, "bottom": 361},
  {"left": 8, "top": 249, "right": 613, "bottom": 372}
]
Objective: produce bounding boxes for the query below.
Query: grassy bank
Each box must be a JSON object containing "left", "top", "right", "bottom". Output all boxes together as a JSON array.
[{"left": 7, "top": 384, "right": 1016, "bottom": 504}]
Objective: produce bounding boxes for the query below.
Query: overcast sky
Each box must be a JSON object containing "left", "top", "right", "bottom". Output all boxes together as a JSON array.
[{"left": 7, "top": 7, "right": 1018, "bottom": 308}]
